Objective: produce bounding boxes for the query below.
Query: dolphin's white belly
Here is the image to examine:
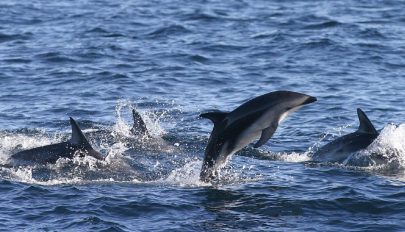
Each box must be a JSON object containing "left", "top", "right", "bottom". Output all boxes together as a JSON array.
[
  {"left": 213, "top": 130, "right": 260, "bottom": 170},
  {"left": 279, "top": 105, "right": 302, "bottom": 123},
  {"left": 228, "top": 104, "right": 300, "bottom": 155},
  {"left": 249, "top": 103, "right": 301, "bottom": 131},
  {"left": 232, "top": 130, "right": 262, "bottom": 153}
]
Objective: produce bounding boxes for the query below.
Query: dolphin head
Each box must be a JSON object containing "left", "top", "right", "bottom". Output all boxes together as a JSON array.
[{"left": 273, "top": 92, "right": 317, "bottom": 123}]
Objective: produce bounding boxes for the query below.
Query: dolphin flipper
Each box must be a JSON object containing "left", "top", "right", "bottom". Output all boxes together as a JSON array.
[
  {"left": 253, "top": 122, "right": 278, "bottom": 148},
  {"left": 69, "top": 117, "right": 91, "bottom": 147},
  {"left": 357, "top": 108, "right": 378, "bottom": 134}
]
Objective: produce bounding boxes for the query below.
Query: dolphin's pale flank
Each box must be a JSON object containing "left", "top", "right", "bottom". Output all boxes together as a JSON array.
[
  {"left": 11, "top": 117, "right": 104, "bottom": 165},
  {"left": 199, "top": 90, "right": 317, "bottom": 182},
  {"left": 312, "top": 108, "right": 379, "bottom": 163}
]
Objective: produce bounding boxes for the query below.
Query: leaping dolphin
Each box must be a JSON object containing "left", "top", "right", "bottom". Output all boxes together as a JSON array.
[
  {"left": 199, "top": 90, "right": 317, "bottom": 182},
  {"left": 11, "top": 117, "right": 104, "bottom": 165},
  {"left": 311, "top": 108, "right": 379, "bottom": 163}
]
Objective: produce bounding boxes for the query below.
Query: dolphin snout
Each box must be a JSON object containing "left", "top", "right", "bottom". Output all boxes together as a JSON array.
[{"left": 303, "top": 96, "right": 317, "bottom": 105}]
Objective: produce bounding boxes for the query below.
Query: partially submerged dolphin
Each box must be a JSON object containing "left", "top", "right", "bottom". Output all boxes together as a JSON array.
[
  {"left": 11, "top": 117, "right": 104, "bottom": 165},
  {"left": 199, "top": 90, "right": 317, "bottom": 182},
  {"left": 126, "top": 109, "right": 179, "bottom": 152},
  {"left": 311, "top": 108, "right": 379, "bottom": 163}
]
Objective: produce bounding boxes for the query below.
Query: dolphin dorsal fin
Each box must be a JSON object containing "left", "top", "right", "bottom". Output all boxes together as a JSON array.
[
  {"left": 131, "top": 109, "right": 149, "bottom": 136},
  {"left": 200, "top": 111, "right": 228, "bottom": 125},
  {"left": 357, "top": 108, "right": 378, "bottom": 134},
  {"left": 69, "top": 117, "right": 92, "bottom": 147}
]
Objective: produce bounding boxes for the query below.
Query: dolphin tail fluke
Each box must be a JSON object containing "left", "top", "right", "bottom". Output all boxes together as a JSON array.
[
  {"left": 357, "top": 108, "right": 378, "bottom": 134},
  {"left": 253, "top": 122, "right": 278, "bottom": 148},
  {"left": 200, "top": 111, "right": 228, "bottom": 125},
  {"left": 69, "top": 117, "right": 92, "bottom": 148},
  {"left": 131, "top": 109, "right": 149, "bottom": 136}
]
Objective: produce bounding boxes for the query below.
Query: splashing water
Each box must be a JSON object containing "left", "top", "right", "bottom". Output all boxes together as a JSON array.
[
  {"left": 162, "top": 159, "right": 207, "bottom": 187},
  {"left": 345, "top": 124, "right": 405, "bottom": 172},
  {"left": 308, "top": 123, "right": 354, "bottom": 154}
]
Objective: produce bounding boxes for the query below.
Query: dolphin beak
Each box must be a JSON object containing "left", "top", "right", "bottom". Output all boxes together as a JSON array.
[{"left": 303, "top": 96, "right": 317, "bottom": 105}]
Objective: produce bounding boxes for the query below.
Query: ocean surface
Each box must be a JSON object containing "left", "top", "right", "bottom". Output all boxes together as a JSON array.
[{"left": 0, "top": 0, "right": 404, "bottom": 231}]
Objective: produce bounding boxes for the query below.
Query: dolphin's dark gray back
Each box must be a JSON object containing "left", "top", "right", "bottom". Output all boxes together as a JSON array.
[
  {"left": 11, "top": 142, "right": 74, "bottom": 164},
  {"left": 11, "top": 117, "right": 104, "bottom": 164},
  {"left": 229, "top": 91, "right": 316, "bottom": 123}
]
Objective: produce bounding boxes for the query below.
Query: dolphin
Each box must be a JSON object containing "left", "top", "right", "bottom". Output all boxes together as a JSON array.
[
  {"left": 199, "top": 90, "right": 317, "bottom": 182},
  {"left": 311, "top": 108, "right": 379, "bottom": 163},
  {"left": 10, "top": 117, "right": 104, "bottom": 165}
]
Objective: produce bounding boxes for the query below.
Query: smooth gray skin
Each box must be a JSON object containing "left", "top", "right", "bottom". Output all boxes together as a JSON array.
[
  {"left": 312, "top": 108, "right": 379, "bottom": 163},
  {"left": 199, "top": 91, "right": 317, "bottom": 182},
  {"left": 130, "top": 109, "right": 150, "bottom": 137},
  {"left": 11, "top": 117, "right": 104, "bottom": 165}
]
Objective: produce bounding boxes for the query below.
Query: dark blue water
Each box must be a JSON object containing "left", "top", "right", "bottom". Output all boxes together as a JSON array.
[{"left": 1, "top": 0, "right": 404, "bottom": 231}]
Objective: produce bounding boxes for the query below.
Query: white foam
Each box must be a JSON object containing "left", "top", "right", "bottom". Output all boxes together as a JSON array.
[
  {"left": 353, "top": 123, "right": 405, "bottom": 169},
  {"left": 278, "top": 152, "right": 311, "bottom": 162},
  {"left": 162, "top": 159, "right": 208, "bottom": 187},
  {"left": 255, "top": 150, "right": 310, "bottom": 163},
  {"left": 0, "top": 151, "right": 141, "bottom": 185},
  {"left": 370, "top": 124, "right": 405, "bottom": 157},
  {"left": 161, "top": 156, "right": 265, "bottom": 187}
]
